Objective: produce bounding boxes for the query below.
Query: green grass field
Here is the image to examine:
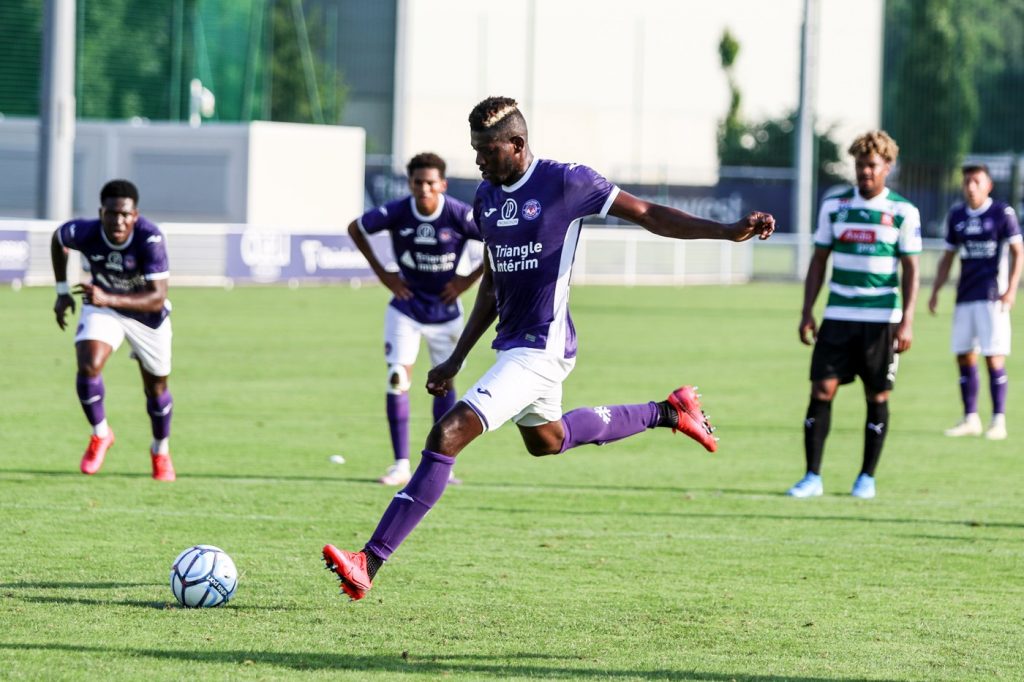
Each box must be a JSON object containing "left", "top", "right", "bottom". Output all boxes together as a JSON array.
[{"left": 1, "top": 282, "right": 1021, "bottom": 681}]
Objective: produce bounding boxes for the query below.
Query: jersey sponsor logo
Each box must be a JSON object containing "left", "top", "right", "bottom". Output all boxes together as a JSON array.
[
  {"left": 106, "top": 251, "right": 124, "bottom": 272},
  {"left": 414, "top": 224, "right": 437, "bottom": 245},
  {"left": 964, "top": 217, "right": 984, "bottom": 235},
  {"left": 399, "top": 227, "right": 414, "bottom": 237},
  {"left": 839, "top": 229, "right": 876, "bottom": 243},
  {"left": 497, "top": 199, "right": 519, "bottom": 227},
  {"left": 492, "top": 241, "right": 542, "bottom": 272},
  {"left": 522, "top": 199, "right": 542, "bottom": 221}
]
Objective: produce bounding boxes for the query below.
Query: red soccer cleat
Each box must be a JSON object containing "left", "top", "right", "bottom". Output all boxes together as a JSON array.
[
  {"left": 80, "top": 430, "right": 115, "bottom": 475},
  {"left": 322, "top": 544, "right": 373, "bottom": 601},
  {"left": 666, "top": 385, "right": 717, "bottom": 453},
  {"left": 150, "top": 450, "right": 176, "bottom": 482}
]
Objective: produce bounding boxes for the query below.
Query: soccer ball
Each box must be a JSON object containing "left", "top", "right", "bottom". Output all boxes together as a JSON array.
[{"left": 169, "top": 545, "right": 238, "bottom": 608}]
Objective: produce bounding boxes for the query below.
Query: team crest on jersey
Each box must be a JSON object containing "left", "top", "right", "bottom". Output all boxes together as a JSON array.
[
  {"left": 123, "top": 254, "right": 136, "bottom": 270},
  {"left": 839, "top": 229, "right": 876, "bottom": 243},
  {"left": 522, "top": 199, "right": 542, "bottom": 221},
  {"left": 497, "top": 199, "right": 519, "bottom": 227},
  {"left": 880, "top": 213, "right": 893, "bottom": 226},
  {"left": 414, "top": 224, "right": 437, "bottom": 245},
  {"left": 438, "top": 228, "right": 452, "bottom": 243},
  {"left": 106, "top": 251, "right": 124, "bottom": 271}
]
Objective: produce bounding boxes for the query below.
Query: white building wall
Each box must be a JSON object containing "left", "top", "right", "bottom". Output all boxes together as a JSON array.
[{"left": 394, "top": 0, "right": 883, "bottom": 184}]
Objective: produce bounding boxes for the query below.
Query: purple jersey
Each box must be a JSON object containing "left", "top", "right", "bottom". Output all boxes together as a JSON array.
[
  {"left": 945, "top": 199, "right": 1022, "bottom": 303},
  {"left": 359, "top": 195, "right": 481, "bottom": 324},
  {"left": 57, "top": 217, "right": 171, "bottom": 328},
  {"left": 474, "top": 159, "right": 619, "bottom": 358}
]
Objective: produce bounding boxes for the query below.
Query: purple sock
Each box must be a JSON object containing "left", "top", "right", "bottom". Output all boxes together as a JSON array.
[
  {"left": 364, "top": 449, "right": 455, "bottom": 560},
  {"left": 386, "top": 393, "right": 410, "bottom": 462},
  {"left": 433, "top": 387, "right": 457, "bottom": 423},
  {"left": 559, "top": 402, "right": 660, "bottom": 453},
  {"left": 990, "top": 367, "right": 1008, "bottom": 415},
  {"left": 959, "top": 364, "right": 979, "bottom": 415},
  {"left": 147, "top": 391, "right": 173, "bottom": 439},
  {"left": 75, "top": 374, "right": 106, "bottom": 426}
]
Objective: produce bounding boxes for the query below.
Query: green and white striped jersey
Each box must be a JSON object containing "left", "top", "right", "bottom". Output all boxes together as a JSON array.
[{"left": 814, "top": 187, "right": 922, "bottom": 323}]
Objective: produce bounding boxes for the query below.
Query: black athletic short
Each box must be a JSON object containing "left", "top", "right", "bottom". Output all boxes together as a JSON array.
[{"left": 810, "top": 319, "right": 899, "bottom": 392}]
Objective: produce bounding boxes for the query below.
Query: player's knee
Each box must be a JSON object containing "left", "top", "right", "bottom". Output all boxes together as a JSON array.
[
  {"left": 424, "top": 403, "right": 480, "bottom": 456},
  {"left": 525, "top": 440, "right": 559, "bottom": 457},
  {"left": 386, "top": 364, "right": 410, "bottom": 395}
]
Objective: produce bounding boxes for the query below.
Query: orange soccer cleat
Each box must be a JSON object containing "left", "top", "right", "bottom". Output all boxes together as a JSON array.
[
  {"left": 80, "top": 430, "right": 115, "bottom": 475},
  {"left": 322, "top": 544, "right": 373, "bottom": 601},
  {"left": 150, "top": 450, "right": 176, "bottom": 482},
  {"left": 666, "top": 385, "right": 717, "bottom": 453}
]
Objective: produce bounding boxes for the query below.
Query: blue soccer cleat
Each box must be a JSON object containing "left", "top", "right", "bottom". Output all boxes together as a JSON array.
[
  {"left": 786, "top": 472, "right": 823, "bottom": 498},
  {"left": 850, "top": 473, "right": 876, "bottom": 499}
]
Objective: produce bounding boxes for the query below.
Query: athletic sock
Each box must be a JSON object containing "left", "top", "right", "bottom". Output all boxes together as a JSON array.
[
  {"left": 76, "top": 373, "right": 106, "bottom": 427},
  {"left": 152, "top": 438, "right": 170, "bottom": 456},
  {"left": 364, "top": 449, "right": 455, "bottom": 560},
  {"left": 386, "top": 392, "right": 410, "bottom": 462},
  {"left": 804, "top": 398, "right": 832, "bottom": 475},
  {"left": 147, "top": 391, "right": 173, "bottom": 440},
  {"left": 365, "top": 551, "right": 384, "bottom": 580},
  {"left": 433, "top": 388, "right": 457, "bottom": 423},
  {"left": 959, "top": 364, "right": 980, "bottom": 416},
  {"left": 862, "top": 401, "right": 889, "bottom": 477},
  {"left": 990, "top": 367, "right": 1008, "bottom": 416},
  {"left": 559, "top": 402, "right": 660, "bottom": 453},
  {"left": 656, "top": 401, "right": 678, "bottom": 428}
]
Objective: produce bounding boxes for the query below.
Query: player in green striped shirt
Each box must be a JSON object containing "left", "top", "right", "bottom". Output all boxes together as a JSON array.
[{"left": 789, "top": 131, "right": 922, "bottom": 499}]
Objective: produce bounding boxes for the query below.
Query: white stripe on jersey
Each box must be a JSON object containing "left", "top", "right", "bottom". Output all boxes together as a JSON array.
[
  {"left": 832, "top": 252, "right": 900, "bottom": 275},
  {"left": 545, "top": 217, "right": 583, "bottom": 356}
]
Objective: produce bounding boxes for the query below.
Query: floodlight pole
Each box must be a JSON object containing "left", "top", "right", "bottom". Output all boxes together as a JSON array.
[
  {"left": 37, "top": 0, "right": 77, "bottom": 220},
  {"left": 793, "top": 0, "right": 819, "bottom": 279}
]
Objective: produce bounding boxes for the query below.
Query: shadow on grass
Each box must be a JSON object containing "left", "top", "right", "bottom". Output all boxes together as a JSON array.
[
  {"left": 0, "top": 642, "right": 898, "bottom": 681},
  {"left": 0, "top": 582, "right": 297, "bottom": 612}
]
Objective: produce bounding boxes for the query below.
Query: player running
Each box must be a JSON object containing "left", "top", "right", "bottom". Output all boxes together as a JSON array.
[
  {"left": 51, "top": 179, "right": 176, "bottom": 481},
  {"left": 929, "top": 163, "right": 1022, "bottom": 440},
  {"left": 323, "top": 96, "right": 775, "bottom": 600},
  {"left": 347, "top": 152, "right": 484, "bottom": 485}
]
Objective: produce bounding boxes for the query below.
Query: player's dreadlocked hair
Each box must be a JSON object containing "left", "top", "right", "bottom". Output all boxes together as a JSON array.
[
  {"left": 406, "top": 152, "right": 446, "bottom": 178},
  {"left": 848, "top": 131, "right": 899, "bottom": 163},
  {"left": 100, "top": 179, "right": 139, "bottom": 205},
  {"left": 468, "top": 96, "right": 528, "bottom": 138}
]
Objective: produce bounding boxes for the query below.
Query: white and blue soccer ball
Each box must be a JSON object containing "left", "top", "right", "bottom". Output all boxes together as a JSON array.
[{"left": 169, "top": 545, "right": 238, "bottom": 608}]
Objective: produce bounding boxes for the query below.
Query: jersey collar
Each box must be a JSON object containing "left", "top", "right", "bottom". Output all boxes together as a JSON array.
[
  {"left": 854, "top": 186, "right": 890, "bottom": 203},
  {"left": 966, "top": 198, "right": 993, "bottom": 217},
  {"left": 100, "top": 224, "right": 135, "bottom": 251},
  {"left": 410, "top": 194, "right": 445, "bottom": 222},
  {"left": 502, "top": 157, "right": 540, "bottom": 193}
]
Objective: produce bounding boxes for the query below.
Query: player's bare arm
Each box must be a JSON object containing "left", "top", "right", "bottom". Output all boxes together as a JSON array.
[
  {"left": 347, "top": 220, "right": 412, "bottom": 301},
  {"left": 439, "top": 261, "right": 485, "bottom": 305},
  {"left": 50, "top": 230, "right": 77, "bottom": 329},
  {"left": 928, "top": 250, "right": 957, "bottom": 315},
  {"left": 608, "top": 191, "right": 776, "bottom": 242},
  {"left": 74, "top": 278, "right": 168, "bottom": 313},
  {"left": 426, "top": 259, "right": 497, "bottom": 397},
  {"left": 799, "top": 247, "right": 831, "bottom": 345},
  {"left": 1000, "top": 241, "right": 1023, "bottom": 311},
  {"left": 895, "top": 254, "right": 920, "bottom": 353}
]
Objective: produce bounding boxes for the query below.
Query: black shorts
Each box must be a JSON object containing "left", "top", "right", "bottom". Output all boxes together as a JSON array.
[{"left": 810, "top": 319, "right": 899, "bottom": 392}]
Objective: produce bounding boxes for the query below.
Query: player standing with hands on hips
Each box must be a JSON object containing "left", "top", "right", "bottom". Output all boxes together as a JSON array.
[
  {"left": 347, "top": 152, "right": 483, "bottom": 486},
  {"left": 51, "top": 179, "right": 176, "bottom": 481},
  {"left": 322, "top": 96, "right": 776, "bottom": 600},
  {"left": 929, "top": 163, "right": 1022, "bottom": 440},
  {"left": 789, "top": 131, "right": 921, "bottom": 500}
]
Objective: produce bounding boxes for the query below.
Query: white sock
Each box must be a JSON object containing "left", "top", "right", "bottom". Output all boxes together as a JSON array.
[
  {"left": 393, "top": 458, "right": 410, "bottom": 472},
  {"left": 152, "top": 438, "right": 170, "bottom": 455},
  {"left": 991, "top": 413, "right": 1006, "bottom": 426},
  {"left": 93, "top": 420, "right": 110, "bottom": 438}
]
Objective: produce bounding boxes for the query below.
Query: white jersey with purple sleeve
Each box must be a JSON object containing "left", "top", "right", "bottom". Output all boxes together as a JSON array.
[
  {"left": 56, "top": 217, "right": 171, "bottom": 329},
  {"left": 474, "top": 159, "right": 619, "bottom": 358},
  {"left": 945, "top": 198, "right": 1023, "bottom": 303},
  {"left": 358, "top": 195, "right": 481, "bottom": 324}
]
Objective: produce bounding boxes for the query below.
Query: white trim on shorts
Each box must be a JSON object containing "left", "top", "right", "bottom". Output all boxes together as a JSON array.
[
  {"left": 461, "top": 347, "right": 576, "bottom": 432},
  {"left": 951, "top": 300, "right": 1012, "bottom": 356},
  {"left": 383, "top": 305, "right": 463, "bottom": 367},
  {"left": 74, "top": 305, "right": 173, "bottom": 376}
]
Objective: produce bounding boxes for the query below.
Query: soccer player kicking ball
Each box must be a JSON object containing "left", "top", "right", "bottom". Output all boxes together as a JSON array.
[
  {"left": 323, "top": 96, "right": 776, "bottom": 600},
  {"left": 347, "top": 153, "right": 483, "bottom": 486},
  {"left": 929, "top": 163, "right": 1022, "bottom": 440},
  {"left": 51, "top": 179, "right": 176, "bottom": 481}
]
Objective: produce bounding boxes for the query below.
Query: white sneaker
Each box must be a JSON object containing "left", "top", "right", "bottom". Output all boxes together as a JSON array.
[
  {"left": 786, "top": 472, "right": 823, "bottom": 498},
  {"left": 378, "top": 461, "right": 411, "bottom": 486},
  {"left": 984, "top": 415, "right": 1007, "bottom": 441},
  {"left": 850, "top": 473, "right": 876, "bottom": 499},
  {"left": 944, "top": 413, "right": 982, "bottom": 437}
]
